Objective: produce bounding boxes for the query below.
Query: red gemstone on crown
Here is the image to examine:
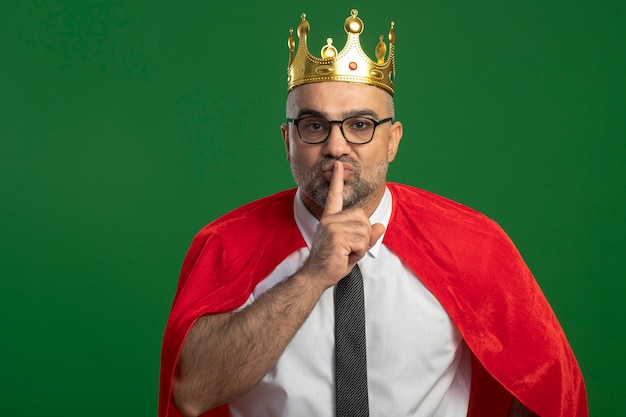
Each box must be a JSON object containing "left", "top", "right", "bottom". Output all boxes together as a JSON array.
[{"left": 349, "top": 62, "right": 358, "bottom": 70}]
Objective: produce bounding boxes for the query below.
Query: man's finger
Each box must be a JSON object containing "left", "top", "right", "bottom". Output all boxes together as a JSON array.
[
  {"left": 323, "top": 161, "right": 344, "bottom": 217},
  {"left": 370, "top": 223, "right": 385, "bottom": 248}
]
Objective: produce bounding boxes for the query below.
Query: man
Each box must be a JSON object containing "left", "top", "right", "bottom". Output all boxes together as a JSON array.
[{"left": 160, "top": 10, "right": 587, "bottom": 417}]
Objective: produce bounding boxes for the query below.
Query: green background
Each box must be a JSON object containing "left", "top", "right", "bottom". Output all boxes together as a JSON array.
[{"left": 1, "top": 0, "right": 624, "bottom": 415}]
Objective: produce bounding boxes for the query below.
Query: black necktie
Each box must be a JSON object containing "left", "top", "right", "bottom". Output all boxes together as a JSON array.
[{"left": 335, "top": 264, "right": 370, "bottom": 416}]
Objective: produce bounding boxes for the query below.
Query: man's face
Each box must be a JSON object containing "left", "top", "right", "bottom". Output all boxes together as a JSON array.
[{"left": 281, "top": 82, "right": 403, "bottom": 218}]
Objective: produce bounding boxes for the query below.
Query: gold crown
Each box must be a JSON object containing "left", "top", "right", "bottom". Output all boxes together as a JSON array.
[{"left": 287, "top": 9, "right": 396, "bottom": 95}]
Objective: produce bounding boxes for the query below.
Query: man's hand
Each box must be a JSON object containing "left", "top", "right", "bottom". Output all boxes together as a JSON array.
[
  {"left": 173, "top": 161, "right": 386, "bottom": 416},
  {"left": 299, "top": 161, "right": 385, "bottom": 289}
]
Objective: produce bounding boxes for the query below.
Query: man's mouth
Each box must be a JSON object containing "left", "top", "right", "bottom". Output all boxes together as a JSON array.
[{"left": 321, "top": 162, "right": 354, "bottom": 182}]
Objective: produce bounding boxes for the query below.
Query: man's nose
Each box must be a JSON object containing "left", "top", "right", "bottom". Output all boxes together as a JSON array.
[{"left": 322, "top": 122, "right": 350, "bottom": 158}]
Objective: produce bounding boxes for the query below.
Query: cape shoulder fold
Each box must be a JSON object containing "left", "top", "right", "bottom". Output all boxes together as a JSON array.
[
  {"left": 159, "top": 189, "right": 306, "bottom": 417},
  {"left": 159, "top": 183, "right": 587, "bottom": 417},
  {"left": 384, "top": 183, "right": 587, "bottom": 417}
]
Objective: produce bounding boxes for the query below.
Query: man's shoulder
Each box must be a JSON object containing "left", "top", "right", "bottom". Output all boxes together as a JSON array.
[
  {"left": 387, "top": 182, "right": 495, "bottom": 224},
  {"left": 191, "top": 188, "right": 298, "bottom": 245},
  {"left": 178, "top": 188, "right": 303, "bottom": 290},
  {"left": 386, "top": 182, "right": 506, "bottom": 245}
]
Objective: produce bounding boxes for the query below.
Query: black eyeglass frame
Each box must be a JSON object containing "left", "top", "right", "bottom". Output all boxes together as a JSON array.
[{"left": 286, "top": 116, "right": 394, "bottom": 145}]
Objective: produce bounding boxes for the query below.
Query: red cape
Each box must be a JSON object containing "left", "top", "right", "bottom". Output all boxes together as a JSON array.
[{"left": 159, "top": 183, "right": 587, "bottom": 417}]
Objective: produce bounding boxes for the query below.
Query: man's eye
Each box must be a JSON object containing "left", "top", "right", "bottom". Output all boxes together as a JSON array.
[
  {"left": 303, "top": 120, "right": 327, "bottom": 132},
  {"left": 347, "top": 118, "right": 374, "bottom": 131}
]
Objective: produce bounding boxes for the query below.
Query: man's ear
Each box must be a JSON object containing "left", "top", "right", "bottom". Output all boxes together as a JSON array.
[
  {"left": 281, "top": 123, "right": 291, "bottom": 163},
  {"left": 387, "top": 120, "right": 403, "bottom": 163}
]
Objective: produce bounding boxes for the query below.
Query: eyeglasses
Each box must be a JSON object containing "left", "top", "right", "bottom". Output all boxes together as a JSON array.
[{"left": 287, "top": 116, "right": 393, "bottom": 144}]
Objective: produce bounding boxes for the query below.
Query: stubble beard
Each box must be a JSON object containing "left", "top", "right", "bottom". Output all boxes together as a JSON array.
[{"left": 291, "top": 156, "right": 388, "bottom": 211}]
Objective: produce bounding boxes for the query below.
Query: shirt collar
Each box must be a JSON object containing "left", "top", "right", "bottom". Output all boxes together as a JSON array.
[{"left": 294, "top": 186, "right": 392, "bottom": 259}]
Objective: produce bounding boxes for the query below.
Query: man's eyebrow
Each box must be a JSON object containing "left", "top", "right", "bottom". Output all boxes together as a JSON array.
[
  {"left": 295, "top": 108, "right": 325, "bottom": 119},
  {"left": 344, "top": 109, "right": 380, "bottom": 118},
  {"left": 295, "top": 108, "right": 380, "bottom": 119}
]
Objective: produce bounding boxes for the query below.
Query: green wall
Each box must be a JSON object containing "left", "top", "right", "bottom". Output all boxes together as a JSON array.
[{"left": 1, "top": 1, "right": 623, "bottom": 415}]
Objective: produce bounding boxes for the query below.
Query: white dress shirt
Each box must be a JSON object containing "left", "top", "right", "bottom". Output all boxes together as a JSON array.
[{"left": 230, "top": 188, "right": 471, "bottom": 416}]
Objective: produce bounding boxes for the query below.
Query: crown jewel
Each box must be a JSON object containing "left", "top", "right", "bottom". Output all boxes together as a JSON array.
[{"left": 287, "top": 9, "right": 396, "bottom": 95}]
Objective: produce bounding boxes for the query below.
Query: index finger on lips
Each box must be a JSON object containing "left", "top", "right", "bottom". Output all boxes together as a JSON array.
[{"left": 322, "top": 161, "right": 344, "bottom": 217}]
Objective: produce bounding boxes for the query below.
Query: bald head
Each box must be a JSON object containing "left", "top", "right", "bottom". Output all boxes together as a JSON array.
[{"left": 286, "top": 82, "right": 395, "bottom": 120}]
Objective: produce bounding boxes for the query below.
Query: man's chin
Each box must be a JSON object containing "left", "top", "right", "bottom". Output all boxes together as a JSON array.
[{"left": 305, "top": 185, "right": 355, "bottom": 208}]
